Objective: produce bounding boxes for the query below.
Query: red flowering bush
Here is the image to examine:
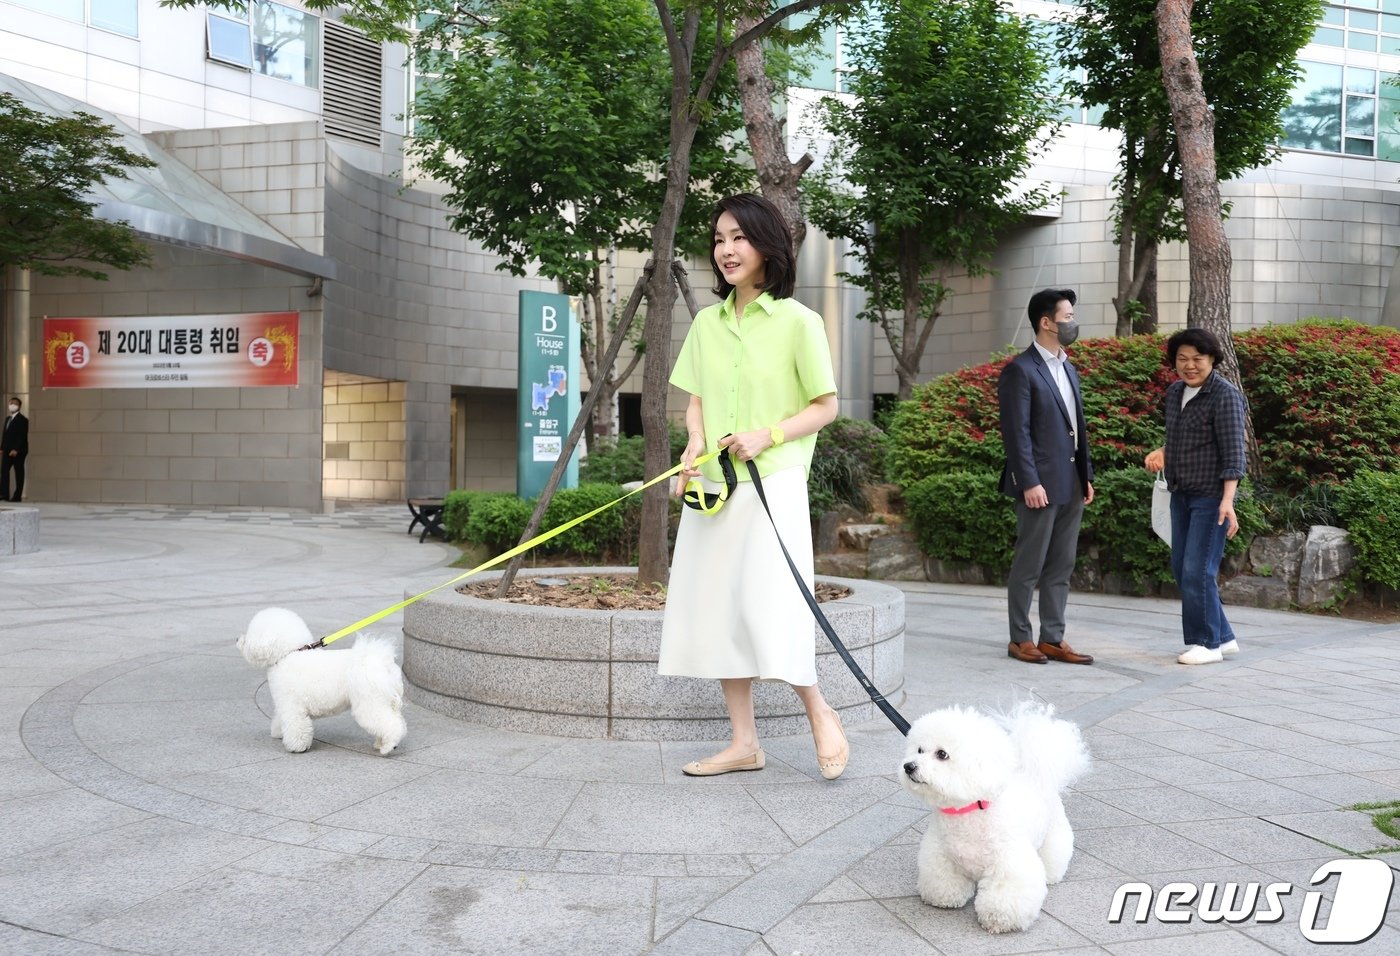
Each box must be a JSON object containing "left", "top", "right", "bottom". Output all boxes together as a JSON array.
[
  {"left": 1236, "top": 320, "right": 1400, "bottom": 493},
  {"left": 888, "top": 320, "right": 1400, "bottom": 495},
  {"left": 885, "top": 335, "right": 1172, "bottom": 485}
]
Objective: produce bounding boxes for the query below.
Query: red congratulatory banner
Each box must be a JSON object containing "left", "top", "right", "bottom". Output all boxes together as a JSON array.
[{"left": 43, "top": 313, "right": 300, "bottom": 389}]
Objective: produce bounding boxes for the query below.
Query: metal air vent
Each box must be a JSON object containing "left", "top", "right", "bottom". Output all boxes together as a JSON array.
[{"left": 322, "top": 20, "right": 383, "bottom": 148}]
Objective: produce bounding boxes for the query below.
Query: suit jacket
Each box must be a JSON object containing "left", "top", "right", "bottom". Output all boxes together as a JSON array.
[
  {"left": 998, "top": 345, "right": 1092, "bottom": 504},
  {"left": 2, "top": 413, "right": 28, "bottom": 457}
]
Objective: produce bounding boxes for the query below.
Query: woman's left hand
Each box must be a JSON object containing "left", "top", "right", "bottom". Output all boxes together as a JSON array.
[
  {"left": 1218, "top": 501, "right": 1239, "bottom": 539},
  {"left": 718, "top": 429, "right": 774, "bottom": 462}
]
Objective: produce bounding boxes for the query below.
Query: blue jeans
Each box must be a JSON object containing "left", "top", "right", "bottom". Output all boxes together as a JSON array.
[{"left": 1170, "top": 492, "right": 1236, "bottom": 649}]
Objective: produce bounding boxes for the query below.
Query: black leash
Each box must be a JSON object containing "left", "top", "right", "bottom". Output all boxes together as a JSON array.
[{"left": 743, "top": 457, "right": 911, "bottom": 737}]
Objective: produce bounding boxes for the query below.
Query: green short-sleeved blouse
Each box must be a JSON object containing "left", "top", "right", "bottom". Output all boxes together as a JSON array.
[{"left": 670, "top": 291, "right": 837, "bottom": 483}]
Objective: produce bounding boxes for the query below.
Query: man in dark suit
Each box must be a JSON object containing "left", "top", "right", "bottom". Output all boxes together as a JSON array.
[
  {"left": 2, "top": 396, "right": 29, "bottom": 502},
  {"left": 998, "top": 290, "right": 1095, "bottom": 665}
]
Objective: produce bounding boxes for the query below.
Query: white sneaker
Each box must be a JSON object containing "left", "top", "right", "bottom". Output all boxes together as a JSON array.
[
  {"left": 1219, "top": 640, "right": 1240, "bottom": 656},
  {"left": 1178, "top": 645, "right": 1224, "bottom": 665}
]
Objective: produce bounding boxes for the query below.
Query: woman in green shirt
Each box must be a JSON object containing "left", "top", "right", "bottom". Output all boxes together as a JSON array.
[{"left": 660, "top": 193, "right": 847, "bottom": 780}]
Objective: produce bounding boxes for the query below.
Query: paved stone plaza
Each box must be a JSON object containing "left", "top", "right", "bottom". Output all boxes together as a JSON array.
[{"left": 2, "top": 504, "right": 1398, "bottom": 954}]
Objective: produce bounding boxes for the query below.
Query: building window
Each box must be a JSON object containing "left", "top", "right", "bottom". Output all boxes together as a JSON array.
[
  {"left": 10, "top": 0, "right": 137, "bottom": 37},
  {"left": 1314, "top": 2, "right": 1400, "bottom": 54},
  {"left": 1281, "top": 61, "right": 1381, "bottom": 156},
  {"left": 207, "top": 2, "right": 320, "bottom": 87}
]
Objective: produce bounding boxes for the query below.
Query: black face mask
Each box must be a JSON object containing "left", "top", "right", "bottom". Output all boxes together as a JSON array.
[{"left": 1055, "top": 319, "right": 1080, "bottom": 347}]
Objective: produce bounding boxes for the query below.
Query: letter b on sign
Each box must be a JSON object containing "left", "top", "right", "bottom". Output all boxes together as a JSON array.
[{"left": 542, "top": 306, "right": 557, "bottom": 333}]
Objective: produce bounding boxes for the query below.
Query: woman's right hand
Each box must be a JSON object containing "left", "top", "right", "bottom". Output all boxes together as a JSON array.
[
  {"left": 1144, "top": 447, "right": 1165, "bottom": 473},
  {"left": 675, "top": 435, "right": 706, "bottom": 497}
]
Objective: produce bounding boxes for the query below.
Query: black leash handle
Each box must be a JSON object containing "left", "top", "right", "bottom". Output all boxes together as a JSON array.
[{"left": 744, "top": 458, "right": 911, "bottom": 736}]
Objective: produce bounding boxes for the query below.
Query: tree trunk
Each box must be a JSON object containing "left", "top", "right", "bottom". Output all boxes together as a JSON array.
[
  {"left": 1133, "top": 226, "right": 1159, "bottom": 334},
  {"left": 735, "top": 14, "right": 813, "bottom": 254},
  {"left": 637, "top": 11, "right": 704, "bottom": 584},
  {"left": 1156, "top": 0, "right": 1262, "bottom": 478}
]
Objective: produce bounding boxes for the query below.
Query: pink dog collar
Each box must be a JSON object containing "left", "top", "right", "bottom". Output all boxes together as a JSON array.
[{"left": 939, "top": 800, "right": 990, "bottom": 815}]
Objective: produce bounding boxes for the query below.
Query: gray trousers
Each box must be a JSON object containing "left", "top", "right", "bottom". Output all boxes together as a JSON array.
[{"left": 1007, "top": 494, "right": 1085, "bottom": 645}]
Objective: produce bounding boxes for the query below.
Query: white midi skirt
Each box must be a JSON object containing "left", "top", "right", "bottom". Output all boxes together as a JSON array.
[{"left": 657, "top": 465, "right": 817, "bottom": 686}]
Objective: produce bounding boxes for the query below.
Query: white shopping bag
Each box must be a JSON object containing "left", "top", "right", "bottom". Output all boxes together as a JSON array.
[{"left": 1151, "top": 476, "right": 1172, "bottom": 547}]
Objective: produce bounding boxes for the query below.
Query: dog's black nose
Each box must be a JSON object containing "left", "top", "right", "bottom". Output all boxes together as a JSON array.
[{"left": 902, "top": 761, "right": 918, "bottom": 776}]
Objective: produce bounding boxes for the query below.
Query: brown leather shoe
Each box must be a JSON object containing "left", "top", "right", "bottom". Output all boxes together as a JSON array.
[
  {"left": 1008, "top": 641, "right": 1048, "bottom": 664},
  {"left": 1039, "top": 641, "right": 1094, "bottom": 665}
]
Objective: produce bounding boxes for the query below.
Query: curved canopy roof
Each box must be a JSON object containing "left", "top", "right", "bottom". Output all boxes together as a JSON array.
[{"left": 2, "top": 72, "right": 334, "bottom": 280}]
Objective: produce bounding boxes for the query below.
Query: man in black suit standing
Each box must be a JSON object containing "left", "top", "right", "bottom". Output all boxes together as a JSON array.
[
  {"left": 998, "top": 290, "right": 1095, "bottom": 665},
  {"left": 2, "top": 397, "right": 29, "bottom": 502}
]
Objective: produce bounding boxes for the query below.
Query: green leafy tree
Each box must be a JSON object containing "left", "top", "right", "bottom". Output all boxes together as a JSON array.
[
  {"left": 165, "top": 0, "right": 860, "bottom": 582},
  {"left": 0, "top": 92, "right": 155, "bottom": 279},
  {"left": 408, "top": 0, "right": 752, "bottom": 446},
  {"left": 1061, "top": 0, "right": 1320, "bottom": 335},
  {"left": 804, "top": 0, "right": 1061, "bottom": 400}
]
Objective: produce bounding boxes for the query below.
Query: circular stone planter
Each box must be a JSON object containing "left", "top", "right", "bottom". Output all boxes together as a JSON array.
[{"left": 402, "top": 567, "right": 905, "bottom": 741}]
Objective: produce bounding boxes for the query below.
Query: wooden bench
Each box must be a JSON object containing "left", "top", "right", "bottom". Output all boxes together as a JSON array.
[{"left": 406, "top": 498, "right": 447, "bottom": 543}]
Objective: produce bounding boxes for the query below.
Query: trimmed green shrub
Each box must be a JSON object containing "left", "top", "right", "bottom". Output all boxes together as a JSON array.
[
  {"left": 904, "top": 470, "right": 1016, "bottom": 572},
  {"left": 446, "top": 483, "right": 641, "bottom": 560},
  {"left": 1077, "top": 469, "right": 1173, "bottom": 588},
  {"left": 1235, "top": 320, "right": 1400, "bottom": 493},
  {"left": 1336, "top": 470, "right": 1400, "bottom": 591},
  {"left": 809, "top": 417, "right": 888, "bottom": 518},
  {"left": 463, "top": 493, "right": 535, "bottom": 553},
  {"left": 579, "top": 423, "right": 690, "bottom": 485},
  {"left": 540, "top": 483, "right": 635, "bottom": 557}
]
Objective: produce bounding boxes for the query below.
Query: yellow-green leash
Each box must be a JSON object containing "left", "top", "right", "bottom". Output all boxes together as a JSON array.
[{"left": 302, "top": 450, "right": 721, "bottom": 649}]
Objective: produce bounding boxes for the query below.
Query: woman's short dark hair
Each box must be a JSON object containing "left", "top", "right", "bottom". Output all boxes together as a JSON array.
[
  {"left": 1026, "top": 288, "right": 1076, "bottom": 332},
  {"left": 709, "top": 193, "right": 796, "bottom": 300},
  {"left": 1165, "top": 327, "right": 1225, "bottom": 366}
]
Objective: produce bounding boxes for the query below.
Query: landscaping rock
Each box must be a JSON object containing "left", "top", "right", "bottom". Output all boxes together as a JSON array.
[
  {"left": 1297, "top": 525, "right": 1356, "bottom": 607},
  {"left": 839, "top": 523, "right": 894, "bottom": 551},
  {"left": 860, "top": 482, "right": 904, "bottom": 514},
  {"left": 865, "top": 533, "right": 925, "bottom": 581},
  {"left": 815, "top": 552, "right": 869, "bottom": 578},
  {"left": 1249, "top": 532, "right": 1306, "bottom": 585},
  {"left": 1220, "top": 574, "right": 1293, "bottom": 609},
  {"left": 927, "top": 558, "right": 995, "bottom": 586},
  {"left": 815, "top": 504, "right": 862, "bottom": 554}
]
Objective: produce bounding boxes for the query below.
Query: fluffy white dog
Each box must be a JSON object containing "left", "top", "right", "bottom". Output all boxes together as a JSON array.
[
  {"left": 900, "top": 702, "right": 1090, "bottom": 933},
  {"left": 237, "top": 607, "right": 407, "bottom": 755}
]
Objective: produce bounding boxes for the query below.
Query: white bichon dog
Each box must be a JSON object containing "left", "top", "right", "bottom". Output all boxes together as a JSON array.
[
  {"left": 237, "top": 607, "right": 407, "bottom": 755},
  {"left": 900, "top": 702, "right": 1091, "bottom": 934}
]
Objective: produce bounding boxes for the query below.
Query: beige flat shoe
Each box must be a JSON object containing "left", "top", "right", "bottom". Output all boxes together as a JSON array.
[
  {"left": 682, "top": 749, "right": 765, "bottom": 777},
  {"left": 817, "top": 715, "right": 849, "bottom": 781}
]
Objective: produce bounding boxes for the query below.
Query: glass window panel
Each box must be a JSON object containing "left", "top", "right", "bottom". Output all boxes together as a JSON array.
[
  {"left": 1282, "top": 61, "right": 1344, "bottom": 152},
  {"left": 89, "top": 0, "right": 138, "bottom": 36},
  {"left": 1383, "top": 34, "right": 1400, "bottom": 53},
  {"left": 1351, "top": 10, "right": 1380, "bottom": 30},
  {"left": 1324, "top": 5, "right": 1345, "bottom": 25},
  {"left": 208, "top": 14, "right": 252, "bottom": 68},
  {"left": 1386, "top": 0, "right": 1400, "bottom": 14},
  {"left": 210, "top": 2, "right": 249, "bottom": 22},
  {"left": 11, "top": 0, "right": 82, "bottom": 19},
  {"left": 1349, "top": 31, "right": 1380, "bottom": 50},
  {"left": 1314, "top": 26, "right": 1346, "bottom": 45},
  {"left": 1384, "top": 13, "right": 1400, "bottom": 33},
  {"left": 1348, "top": 66, "right": 1378, "bottom": 93},
  {"left": 1379, "top": 83, "right": 1400, "bottom": 159},
  {"left": 1348, "top": 93, "right": 1377, "bottom": 135},
  {"left": 1345, "top": 136, "right": 1375, "bottom": 155},
  {"left": 252, "top": 1, "right": 319, "bottom": 86},
  {"left": 1351, "top": 0, "right": 1380, "bottom": 8}
]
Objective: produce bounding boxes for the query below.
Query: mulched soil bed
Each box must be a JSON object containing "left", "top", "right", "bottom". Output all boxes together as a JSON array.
[{"left": 461, "top": 573, "right": 852, "bottom": 611}]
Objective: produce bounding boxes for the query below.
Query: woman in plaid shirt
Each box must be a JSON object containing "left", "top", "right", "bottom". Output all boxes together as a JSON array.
[{"left": 1144, "top": 329, "right": 1247, "bottom": 665}]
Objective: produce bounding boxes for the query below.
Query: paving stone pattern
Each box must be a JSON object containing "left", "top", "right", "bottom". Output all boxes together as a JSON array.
[{"left": 2, "top": 503, "right": 1398, "bottom": 953}]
